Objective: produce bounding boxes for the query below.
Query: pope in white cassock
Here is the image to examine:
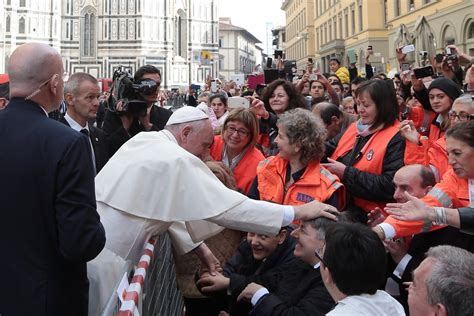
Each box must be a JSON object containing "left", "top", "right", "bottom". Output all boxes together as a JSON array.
[{"left": 87, "top": 106, "right": 338, "bottom": 313}]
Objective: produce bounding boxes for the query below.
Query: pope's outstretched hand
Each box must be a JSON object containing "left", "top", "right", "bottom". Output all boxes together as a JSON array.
[{"left": 293, "top": 200, "right": 339, "bottom": 221}]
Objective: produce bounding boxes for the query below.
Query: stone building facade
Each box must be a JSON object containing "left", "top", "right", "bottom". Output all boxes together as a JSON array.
[{"left": 2, "top": 0, "right": 219, "bottom": 89}]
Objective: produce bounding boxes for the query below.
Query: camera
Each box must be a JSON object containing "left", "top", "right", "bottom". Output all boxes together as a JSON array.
[
  {"left": 418, "top": 51, "right": 428, "bottom": 57},
  {"left": 445, "top": 47, "right": 458, "bottom": 62},
  {"left": 108, "top": 67, "right": 158, "bottom": 117},
  {"left": 414, "top": 66, "right": 434, "bottom": 79}
]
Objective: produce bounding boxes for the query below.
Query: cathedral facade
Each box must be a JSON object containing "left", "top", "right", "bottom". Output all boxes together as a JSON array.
[{"left": 1, "top": 0, "right": 219, "bottom": 89}]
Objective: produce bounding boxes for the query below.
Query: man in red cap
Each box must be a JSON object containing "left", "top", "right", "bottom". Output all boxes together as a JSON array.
[{"left": 0, "top": 74, "right": 9, "bottom": 110}]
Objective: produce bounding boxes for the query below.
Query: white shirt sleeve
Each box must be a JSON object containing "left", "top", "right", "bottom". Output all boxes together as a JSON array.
[
  {"left": 167, "top": 221, "right": 203, "bottom": 255},
  {"left": 379, "top": 223, "right": 396, "bottom": 240},
  {"left": 251, "top": 287, "right": 270, "bottom": 306},
  {"left": 392, "top": 254, "right": 413, "bottom": 279},
  {"left": 208, "top": 199, "right": 294, "bottom": 236}
]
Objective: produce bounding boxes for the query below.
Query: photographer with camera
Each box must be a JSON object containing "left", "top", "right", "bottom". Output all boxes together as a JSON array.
[{"left": 102, "top": 65, "right": 172, "bottom": 155}]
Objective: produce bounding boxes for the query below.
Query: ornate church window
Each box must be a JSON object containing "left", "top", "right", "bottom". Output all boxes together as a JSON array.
[{"left": 81, "top": 7, "right": 97, "bottom": 57}]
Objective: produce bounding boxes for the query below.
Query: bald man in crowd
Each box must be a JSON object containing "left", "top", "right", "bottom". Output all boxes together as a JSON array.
[
  {"left": 0, "top": 43, "right": 105, "bottom": 316},
  {"left": 369, "top": 165, "right": 474, "bottom": 312}
]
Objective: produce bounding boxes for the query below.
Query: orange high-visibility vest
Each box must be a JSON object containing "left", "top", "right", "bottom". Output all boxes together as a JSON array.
[
  {"left": 403, "top": 119, "right": 445, "bottom": 173},
  {"left": 256, "top": 155, "right": 345, "bottom": 208},
  {"left": 331, "top": 121, "right": 400, "bottom": 212},
  {"left": 428, "top": 137, "right": 449, "bottom": 181},
  {"left": 384, "top": 168, "right": 469, "bottom": 238},
  {"left": 210, "top": 136, "right": 264, "bottom": 195}
]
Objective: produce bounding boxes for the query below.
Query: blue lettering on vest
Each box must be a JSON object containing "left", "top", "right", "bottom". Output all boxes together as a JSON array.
[{"left": 296, "top": 193, "right": 315, "bottom": 203}]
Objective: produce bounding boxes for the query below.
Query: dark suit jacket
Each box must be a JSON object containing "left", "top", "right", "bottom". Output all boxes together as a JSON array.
[
  {"left": 251, "top": 260, "right": 335, "bottom": 316},
  {"left": 102, "top": 104, "right": 172, "bottom": 155},
  {"left": 0, "top": 98, "right": 106, "bottom": 316},
  {"left": 59, "top": 116, "right": 111, "bottom": 173},
  {"left": 387, "top": 226, "right": 474, "bottom": 312}
]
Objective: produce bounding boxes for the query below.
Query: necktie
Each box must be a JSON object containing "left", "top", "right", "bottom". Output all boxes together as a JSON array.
[{"left": 80, "top": 129, "right": 96, "bottom": 174}]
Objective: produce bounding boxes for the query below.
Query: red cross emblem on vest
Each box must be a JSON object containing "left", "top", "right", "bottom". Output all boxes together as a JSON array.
[{"left": 366, "top": 149, "right": 374, "bottom": 161}]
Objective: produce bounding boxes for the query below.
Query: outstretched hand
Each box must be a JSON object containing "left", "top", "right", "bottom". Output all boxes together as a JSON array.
[
  {"left": 294, "top": 200, "right": 339, "bottom": 222},
  {"left": 367, "top": 207, "right": 385, "bottom": 227},
  {"left": 385, "top": 191, "right": 432, "bottom": 222}
]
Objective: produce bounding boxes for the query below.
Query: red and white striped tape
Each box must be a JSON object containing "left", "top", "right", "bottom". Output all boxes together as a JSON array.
[{"left": 118, "top": 238, "right": 157, "bottom": 316}]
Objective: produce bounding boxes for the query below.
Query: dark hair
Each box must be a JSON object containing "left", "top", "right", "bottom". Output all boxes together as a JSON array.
[
  {"left": 310, "top": 80, "right": 327, "bottom": 91},
  {"left": 134, "top": 65, "right": 161, "bottom": 82},
  {"left": 419, "top": 165, "right": 436, "bottom": 188},
  {"left": 323, "top": 223, "right": 387, "bottom": 296},
  {"left": 329, "top": 58, "right": 341, "bottom": 65},
  {"left": 318, "top": 103, "right": 342, "bottom": 125},
  {"left": 355, "top": 80, "right": 399, "bottom": 129},
  {"left": 445, "top": 120, "right": 474, "bottom": 148},
  {"left": 350, "top": 76, "right": 367, "bottom": 86},
  {"left": 209, "top": 93, "right": 228, "bottom": 107},
  {"left": 332, "top": 81, "right": 344, "bottom": 91},
  {"left": 261, "top": 79, "right": 306, "bottom": 114},
  {"left": 311, "top": 96, "right": 327, "bottom": 107}
]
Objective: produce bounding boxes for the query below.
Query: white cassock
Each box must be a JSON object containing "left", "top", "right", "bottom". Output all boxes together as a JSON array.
[{"left": 88, "top": 129, "right": 293, "bottom": 314}]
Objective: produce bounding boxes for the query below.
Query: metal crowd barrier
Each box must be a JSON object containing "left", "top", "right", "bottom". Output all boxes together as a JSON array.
[{"left": 101, "top": 233, "right": 184, "bottom": 316}]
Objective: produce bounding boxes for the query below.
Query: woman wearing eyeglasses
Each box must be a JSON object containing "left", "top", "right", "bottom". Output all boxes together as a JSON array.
[
  {"left": 248, "top": 108, "right": 344, "bottom": 213},
  {"left": 210, "top": 108, "right": 264, "bottom": 194}
]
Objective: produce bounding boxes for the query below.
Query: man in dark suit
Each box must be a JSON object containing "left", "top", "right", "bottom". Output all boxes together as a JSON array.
[
  {"left": 102, "top": 64, "right": 172, "bottom": 155},
  {"left": 0, "top": 43, "right": 105, "bottom": 316},
  {"left": 60, "top": 72, "right": 111, "bottom": 173}
]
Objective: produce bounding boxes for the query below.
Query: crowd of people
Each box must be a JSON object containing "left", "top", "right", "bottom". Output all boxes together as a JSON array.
[{"left": 1, "top": 41, "right": 473, "bottom": 316}]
